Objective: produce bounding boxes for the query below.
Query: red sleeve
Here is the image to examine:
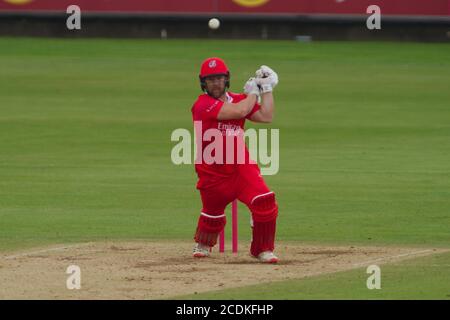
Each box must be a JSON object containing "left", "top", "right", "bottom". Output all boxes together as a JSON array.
[
  {"left": 192, "top": 96, "right": 224, "bottom": 121},
  {"left": 236, "top": 93, "right": 261, "bottom": 120},
  {"left": 246, "top": 102, "right": 261, "bottom": 120}
]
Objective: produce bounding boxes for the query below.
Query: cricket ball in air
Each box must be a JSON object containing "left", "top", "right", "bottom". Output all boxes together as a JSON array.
[{"left": 208, "top": 18, "right": 220, "bottom": 30}]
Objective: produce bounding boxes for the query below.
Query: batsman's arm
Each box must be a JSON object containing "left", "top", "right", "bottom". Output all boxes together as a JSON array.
[
  {"left": 249, "top": 92, "right": 274, "bottom": 123},
  {"left": 217, "top": 94, "right": 258, "bottom": 120}
]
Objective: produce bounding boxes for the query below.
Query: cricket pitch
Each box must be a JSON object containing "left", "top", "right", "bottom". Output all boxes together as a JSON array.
[{"left": 0, "top": 241, "right": 446, "bottom": 299}]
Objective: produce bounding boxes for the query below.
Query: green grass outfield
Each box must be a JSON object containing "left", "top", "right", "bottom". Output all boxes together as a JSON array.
[
  {"left": 0, "top": 38, "right": 449, "bottom": 299},
  {"left": 175, "top": 251, "right": 450, "bottom": 300}
]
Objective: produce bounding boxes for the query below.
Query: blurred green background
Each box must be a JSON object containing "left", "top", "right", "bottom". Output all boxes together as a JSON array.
[{"left": 0, "top": 38, "right": 449, "bottom": 253}]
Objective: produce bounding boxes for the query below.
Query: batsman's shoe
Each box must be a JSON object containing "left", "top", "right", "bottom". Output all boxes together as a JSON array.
[
  {"left": 192, "top": 243, "right": 211, "bottom": 258},
  {"left": 257, "top": 251, "right": 279, "bottom": 263}
]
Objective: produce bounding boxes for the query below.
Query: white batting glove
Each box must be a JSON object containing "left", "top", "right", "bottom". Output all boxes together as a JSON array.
[
  {"left": 255, "top": 65, "right": 279, "bottom": 93},
  {"left": 243, "top": 77, "right": 260, "bottom": 97}
]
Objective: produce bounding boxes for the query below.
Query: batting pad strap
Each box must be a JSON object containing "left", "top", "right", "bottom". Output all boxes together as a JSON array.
[
  {"left": 201, "top": 212, "right": 226, "bottom": 219},
  {"left": 250, "top": 191, "right": 275, "bottom": 205},
  {"left": 251, "top": 219, "right": 276, "bottom": 257},
  {"left": 250, "top": 192, "right": 278, "bottom": 223},
  {"left": 195, "top": 213, "right": 227, "bottom": 247}
]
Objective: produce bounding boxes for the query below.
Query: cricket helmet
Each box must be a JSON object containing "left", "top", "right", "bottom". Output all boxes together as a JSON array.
[{"left": 199, "top": 57, "right": 230, "bottom": 92}]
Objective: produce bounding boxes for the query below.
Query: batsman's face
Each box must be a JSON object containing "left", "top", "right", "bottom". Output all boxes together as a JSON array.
[{"left": 205, "top": 75, "right": 227, "bottom": 98}]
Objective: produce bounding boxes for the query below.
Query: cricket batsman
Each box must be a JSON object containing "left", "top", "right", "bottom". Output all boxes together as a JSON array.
[{"left": 191, "top": 57, "right": 279, "bottom": 263}]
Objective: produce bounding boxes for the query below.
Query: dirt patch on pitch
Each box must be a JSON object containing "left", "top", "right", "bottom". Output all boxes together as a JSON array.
[{"left": 0, "top": 241, "right": 446, "bottom": 299}]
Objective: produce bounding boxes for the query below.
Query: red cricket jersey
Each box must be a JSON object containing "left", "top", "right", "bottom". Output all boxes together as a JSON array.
[{"left": 191, "top": 92, "right": 260, "bottom": 183}]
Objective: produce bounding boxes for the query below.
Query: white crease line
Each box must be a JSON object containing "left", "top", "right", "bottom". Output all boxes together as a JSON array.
[
  {"left": 286, "top": 249, "right": 445, "bottom": 282},
  {"left": 429, "top": 265, "right": 450, "bottom": 267},
  {"left": 2, "top": 243, "right": 93, "bottom": 260},
  {"left": 352, "top": 249, "right": 435, "bottom": 267}
]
